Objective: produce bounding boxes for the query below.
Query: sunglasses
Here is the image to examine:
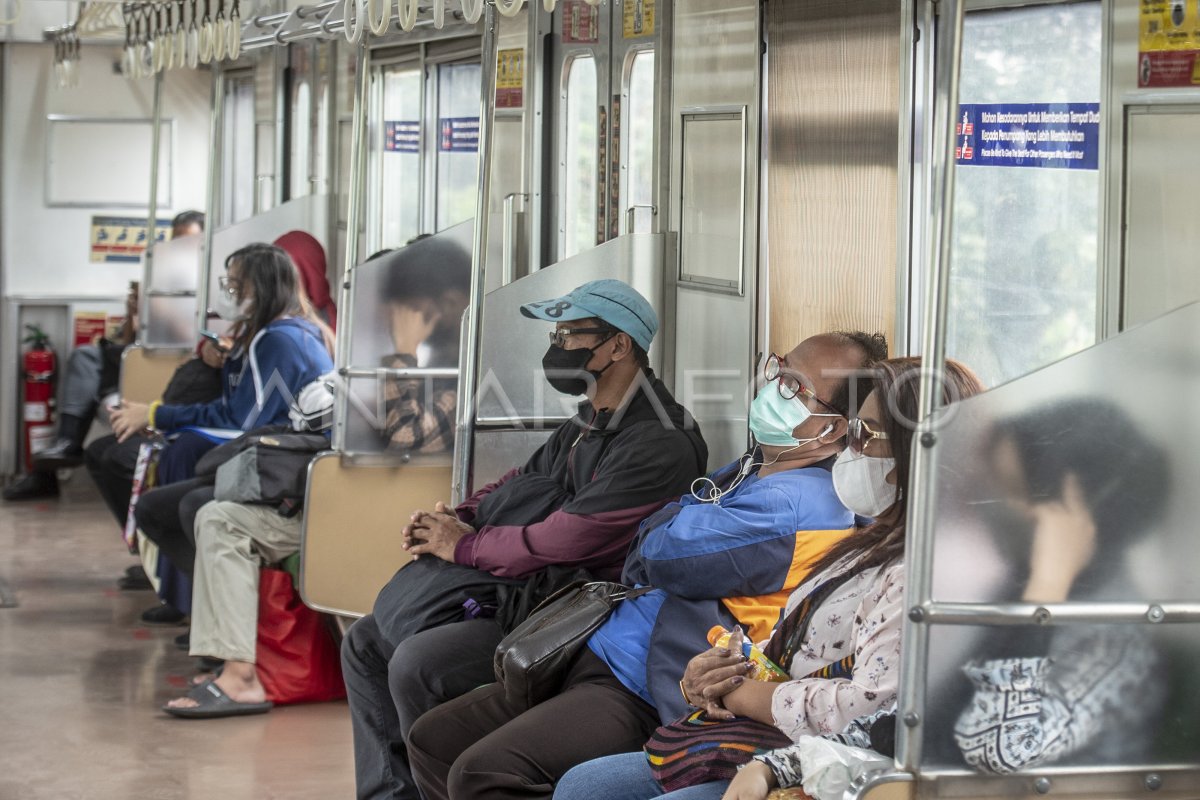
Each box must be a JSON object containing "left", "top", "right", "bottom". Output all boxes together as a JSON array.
[
  {"left": 848, "top": 417, "right": 890, "bottom": 456},
  {"left": 764, "top": 353, "right": 840, "bottom": 414}
]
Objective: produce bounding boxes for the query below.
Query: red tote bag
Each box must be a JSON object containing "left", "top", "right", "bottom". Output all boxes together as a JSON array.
[{"left": 255, "top": 568, "right": 347, "bottom": 705}]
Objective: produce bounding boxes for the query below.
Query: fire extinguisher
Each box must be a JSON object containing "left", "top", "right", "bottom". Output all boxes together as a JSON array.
[{"left": 21, "top": 324, "right": 57, "bottom": 472}]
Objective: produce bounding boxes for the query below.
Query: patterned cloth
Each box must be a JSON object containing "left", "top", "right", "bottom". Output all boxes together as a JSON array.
[
  {"left": 953, "top": 627, "right": 1161, "bottom": 773},
  {"left": 380, "top": 354, "right": 456, "bottom": 453},
  {"left": 767, "top": 561, "right": 906, "bottom": 740}
]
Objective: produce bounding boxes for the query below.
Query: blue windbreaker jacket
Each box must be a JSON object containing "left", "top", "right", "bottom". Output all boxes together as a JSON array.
[{"left": 586, "top": 455, "right": 855, "bottom": 723}]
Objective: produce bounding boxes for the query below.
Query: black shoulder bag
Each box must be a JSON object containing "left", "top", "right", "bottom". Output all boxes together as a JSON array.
[{"left": 493, "top": 581, "right": 654, "bottom": 708}]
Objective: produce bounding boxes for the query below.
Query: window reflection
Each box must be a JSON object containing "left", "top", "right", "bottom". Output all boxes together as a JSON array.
[
  {"left": 625, "top": 50, "right": 655, "bottom": 233},
  {"left": 563, "top": 55, "right": 598, "bottom": 259}
]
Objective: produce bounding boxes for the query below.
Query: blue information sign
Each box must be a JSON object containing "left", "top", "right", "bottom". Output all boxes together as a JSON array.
[
  {"left": 955, "top": 102, "right": 1100, "bottom": 171},
  {"left": 384, "top": 121, "right": 420, "bottom": 153},
  {"left": 439, "top": 117, "right": 480, "bottom": 153}
]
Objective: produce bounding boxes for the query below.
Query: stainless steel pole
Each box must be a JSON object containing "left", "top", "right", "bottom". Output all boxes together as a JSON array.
[
  {"left": 199, "top": 67, "right": 226, "bottom": 339},
  {"left": 451, "top": 2, "right": 498, "bottom": 504},
  {"left": 332, "top": 38, "right": 371, "bottom": 452},
  {"left": 897, "top": 0, "right": 966, "bottom": 774}
]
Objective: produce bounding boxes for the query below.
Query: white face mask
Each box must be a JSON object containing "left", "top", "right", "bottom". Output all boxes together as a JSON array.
[
  {"left": 213, "top": 288, "right": 250, "bottom": 322},
  {"left": 832, "top": 449, "right": 898, "bottom": 518}
]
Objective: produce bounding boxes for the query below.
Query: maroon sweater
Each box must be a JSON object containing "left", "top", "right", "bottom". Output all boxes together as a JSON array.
[{"left": 452, "top": 374, "right": 708, "bottom": 581}]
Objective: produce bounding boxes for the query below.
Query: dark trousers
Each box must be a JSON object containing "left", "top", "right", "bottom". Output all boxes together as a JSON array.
[
  {"left": 407, "top": 647, "right": 660, "bottom": 800},
  {"left": 84, "top": 434, "right": 146, "bottom": 528},
  {"left": 341, "top": 615, "right": 505, "bottom": 800},
  {"left": 133, "top": 478, "right": 215, "bottom": 580}
]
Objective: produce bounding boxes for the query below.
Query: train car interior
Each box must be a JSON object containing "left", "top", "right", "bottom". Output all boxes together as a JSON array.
[{"left": 0, "top": 0, "right": 1198, "bottom": 798}]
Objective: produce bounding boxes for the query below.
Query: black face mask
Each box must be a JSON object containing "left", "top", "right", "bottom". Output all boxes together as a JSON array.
[{"left": 541, "top": 337, "right": 615, "bottom": 396}]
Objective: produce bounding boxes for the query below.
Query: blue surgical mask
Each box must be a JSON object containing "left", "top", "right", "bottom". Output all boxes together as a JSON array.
[{"left": 749, "top": 387, "right": 839, "bottom": 447}]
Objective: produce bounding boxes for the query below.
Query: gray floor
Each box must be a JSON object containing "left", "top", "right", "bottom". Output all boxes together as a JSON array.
[{"left": 0, "top": 473, "right": 355, "bottom": 799}]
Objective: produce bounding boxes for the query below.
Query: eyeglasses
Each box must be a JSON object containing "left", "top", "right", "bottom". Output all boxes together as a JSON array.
[
  {"left": 848, "top": 417, "right": 890, "bottom": 456},
  {"left": 218, "top": 275, "right": 241, "bottom": 297},
  {"left": 549, "top": 327, "right": 613, "bottom": 348},
  {"left": 764, "top": 353, "right": 840, "bottom": 414}
]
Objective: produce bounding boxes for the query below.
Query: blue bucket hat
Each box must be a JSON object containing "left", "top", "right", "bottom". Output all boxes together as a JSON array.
[{"left": 519, "top": 279, "right": 658, "bottom": 352}]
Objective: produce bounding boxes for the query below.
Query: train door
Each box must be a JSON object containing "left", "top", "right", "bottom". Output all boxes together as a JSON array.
[
  {"left": 365, "top": 41, "right": 482, "bottom": 254},
  {"left": 546, "top": 1, "right": 660, "bottom": 264}
]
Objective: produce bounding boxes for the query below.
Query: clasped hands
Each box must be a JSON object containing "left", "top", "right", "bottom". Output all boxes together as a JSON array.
[
  {"left": 402, "top": 501, "right": 473, "bottom": 563},
  {"left": 680, "top": 626, "right": 756, "bottom": 722}
]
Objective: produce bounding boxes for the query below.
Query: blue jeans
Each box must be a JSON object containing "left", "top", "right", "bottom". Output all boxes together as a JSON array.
[{"left": 553, "top": 752, "right": 730, "bottom": 800}]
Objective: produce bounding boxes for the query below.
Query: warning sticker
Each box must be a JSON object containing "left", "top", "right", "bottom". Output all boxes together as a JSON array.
[
  {"left": 90, "top": 216, "right": 172, "bottom": 263},
  {"left": 954, "top": 103, "right": 1100, "bottom": 171},
  {"left": 1138, "top": 0, "right": 1200, "bottom": 87},
  {"left": 496, "top": 49, "right": 525, "bottom": 109},
  {"left": 623, "top": 0, "right": 654, "bottom": 38}
]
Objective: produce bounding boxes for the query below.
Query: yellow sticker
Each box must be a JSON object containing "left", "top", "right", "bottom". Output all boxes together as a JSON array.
[
  {"left": 623, "top": 0, "right": 654, "bottom": 38},
  {"left": 496, "top": 48, "right": 525, "bottom": 109}
]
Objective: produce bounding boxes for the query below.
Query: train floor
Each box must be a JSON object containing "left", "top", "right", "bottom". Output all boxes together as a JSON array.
[{"left": 0, "top": 472, "right": 355, "bottom": 800}]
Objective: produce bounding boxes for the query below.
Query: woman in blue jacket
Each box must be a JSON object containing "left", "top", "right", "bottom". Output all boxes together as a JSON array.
[{"left": 86, "top": 242, "right": 334, "bottom": 536}]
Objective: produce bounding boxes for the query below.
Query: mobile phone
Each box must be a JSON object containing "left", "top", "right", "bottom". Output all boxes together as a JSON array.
[{"left": 199, "top": 330, "right": 228, "bottom": 350}]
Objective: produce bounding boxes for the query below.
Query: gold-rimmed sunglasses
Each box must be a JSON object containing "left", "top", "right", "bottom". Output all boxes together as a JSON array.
[{"left": 848, "top": 417, "right": 889, "bottom": 455}]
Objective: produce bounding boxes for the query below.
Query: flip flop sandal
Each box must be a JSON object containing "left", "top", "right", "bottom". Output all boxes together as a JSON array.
[
  {"left": 163, "top": 680, "right": 273, "bottom": 719},
  {"left": 190, "top": 664, "right": 224, "bottom": 687}
]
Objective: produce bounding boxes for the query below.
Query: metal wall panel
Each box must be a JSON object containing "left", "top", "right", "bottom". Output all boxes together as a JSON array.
[
  {"left": 765, "top": 0, "right": 901, "bottom": 354},
  {"left": 1122, "top": 106, "right": 1200, "bottom": 328}
]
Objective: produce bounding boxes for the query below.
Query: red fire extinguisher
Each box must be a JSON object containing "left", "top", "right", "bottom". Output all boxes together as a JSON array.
[{"left": 21, "top": 324, "right": 57, "bottom": 472}]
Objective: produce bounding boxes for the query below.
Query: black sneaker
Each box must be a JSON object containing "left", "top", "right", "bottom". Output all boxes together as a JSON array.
[
  {"left": 32, "top": 439, "right": 85, "bottom": 470},
  {"left": 117, "top": 573, "right": 153, "bottom": 591},
  {"left": 141, "top": 604, "right": 187, "bottom": 625},
  {"left": 175, "top": 630, "right": 190, "bottom": 650},
  {"left": 2, "top": 471, "right": 59, "bottom": 501}
]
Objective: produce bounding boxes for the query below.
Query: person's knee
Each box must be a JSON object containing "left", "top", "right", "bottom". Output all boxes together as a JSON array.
[
  {"left": 341, "top": 615, "right": 382, "bottom": 676},
  {"left": 386, "top": 638, "right": 435, "bottom": 701},
  {"left": 446, "top": 743, "right": 521, "bottom": 798}
]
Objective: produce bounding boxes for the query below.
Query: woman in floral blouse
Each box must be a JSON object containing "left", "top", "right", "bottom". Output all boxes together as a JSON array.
[{"left": 553, "top": 357, "right": 985, "bottom": 800}]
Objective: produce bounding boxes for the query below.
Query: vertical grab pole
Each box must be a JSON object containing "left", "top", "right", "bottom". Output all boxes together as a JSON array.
[
  {"left": 451, "top": 2, "right": 498, "bottom": 505},
  {"left": 141, "top": 69, "right": 165, "bottom": 342},
  {"left": 897, "top": 0, "right": 966, "bottom": 773},
  {"left": 333, "top": 39, "right": 371, "bottom": 452},
  {"left": 199, "top": 67, "right": 226, "bottom": 341}
]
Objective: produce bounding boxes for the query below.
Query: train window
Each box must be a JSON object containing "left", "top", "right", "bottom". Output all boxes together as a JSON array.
[
  {"left": 376, "top": 65, "right": 423, "bottom": 249},
  {"left": 945, "top": 2, "right": 1101, "bottom": 387},
  {"left": 221, "top": 72, "right": 256, "bottom": 226},
  {"left": 289, "top": 76, "right": 313, "bottom": 199},
  {"left": 562, "top": 54, "right": 599, "bottom": 259},
  {"left": 624, "top": 49, "right": 655, "bottom": 233},
  {"left": 679, "top": 110, "right": 746, "bottom": 292},
  {"left": 314, "top": 55, "right": 332, "bottom": 195},
  {"left": 434, "top": 62, "right": 482, "bottom": 229}
]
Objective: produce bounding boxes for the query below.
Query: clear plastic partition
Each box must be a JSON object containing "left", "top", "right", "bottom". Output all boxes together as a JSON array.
[
  {"left": 340, "top": 222, "right": 473, "bottom": 455},
  {"left": 474, "top": 233, "right": 669, "bottom": 425},
  {"left": 141, "top": 233, "right": 202, "bottom": 348},
  {"left": 207, "top": 194, "right": 332, "bottom": 305},
  {"left": 913, "top": 302, "right": 1200, "bottom": 778}
]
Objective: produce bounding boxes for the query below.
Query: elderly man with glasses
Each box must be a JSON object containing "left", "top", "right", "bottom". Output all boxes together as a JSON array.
[{"left": 341, "top": 279, "right": 710, "bottom": 800}]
